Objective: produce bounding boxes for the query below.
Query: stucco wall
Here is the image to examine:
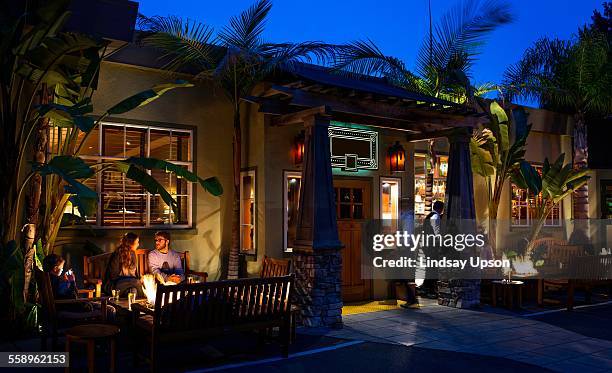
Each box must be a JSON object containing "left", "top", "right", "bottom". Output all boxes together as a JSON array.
[{"left": 57, "top": 62, "right": 234, "bottom": 280}]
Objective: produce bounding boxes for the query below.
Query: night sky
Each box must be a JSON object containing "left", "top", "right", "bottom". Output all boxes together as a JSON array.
[{"left": 138, "top": 0, "right": 605, "bottom": 107}]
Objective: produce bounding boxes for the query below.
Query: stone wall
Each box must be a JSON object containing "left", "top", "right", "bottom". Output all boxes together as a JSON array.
[
  {"left": 293, "top": 248, "right": 343, "bottom": 329},
  {"left": 437, "top": 280, "right": 481, "bottom": 308}
]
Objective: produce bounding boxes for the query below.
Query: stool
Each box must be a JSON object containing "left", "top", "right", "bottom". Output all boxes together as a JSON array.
[{"left": 65, "top": 324, "right": 120, "bottom": 373}]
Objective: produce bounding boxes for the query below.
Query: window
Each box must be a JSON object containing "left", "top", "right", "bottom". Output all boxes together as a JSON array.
[
  {"left": 283, "top": 171, "right": 302, "bottom": 253},
  {"left": 511, "top": 164, "right": 562, "bottom": 227},
  {"left": 414, "top": 153, "right": 447, "bottom": 220},
  {"left": 240, "top": 169, "right": 256, "bottom": 254},
  {"left": 381, "top": 177, "right": 401, "bottom": 229},
  {"left": 51, "top": 122, "right": 193, "bottom": 228}
]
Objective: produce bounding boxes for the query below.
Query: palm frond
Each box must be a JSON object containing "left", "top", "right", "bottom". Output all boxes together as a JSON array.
[
  {"left": 218, "top": 0, "right": 272, "bottom": 50},
  {"left": 138, "top": 14, "right": 217, "bottom": 74},
  {"left": 416, "top": 0, "right": 514, "bottom": 86},
  {"left": 332, "top": 39, "right": 407, "bottom": 77}
]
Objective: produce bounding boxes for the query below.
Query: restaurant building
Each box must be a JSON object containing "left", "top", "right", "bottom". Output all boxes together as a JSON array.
[{"left": 56, "top": 0, "right": 609, "bottom": 328}]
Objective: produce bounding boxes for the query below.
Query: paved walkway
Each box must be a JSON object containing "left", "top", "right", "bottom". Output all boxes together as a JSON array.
[{"left": 300, "top": 300, "right": 612, "bottom": 372}]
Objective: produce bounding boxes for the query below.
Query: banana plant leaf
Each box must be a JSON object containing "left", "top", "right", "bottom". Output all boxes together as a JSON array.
[
  {"left": 114, "top": 161, "right": 178, "bottom": 217},
  {"left": 514, "top": 160, "right": 542, "bottom": 195},
  {"left": 470, "top": 138, "right": 495, "bottom": 177},
  {"left": 123, "top": 157, "right": 223, "bottom": 196},
  {"left": 38, "top": 100, "right": 94, "bottom": 132},
  {"left": 34, "top": 156, "right": 97, "bottom": 216},
  {"left": 106, "top": 80, "right": 194, "bottom": 115},
  {"left": 490, "top": 101, "right": 509, "bottom": 153}
]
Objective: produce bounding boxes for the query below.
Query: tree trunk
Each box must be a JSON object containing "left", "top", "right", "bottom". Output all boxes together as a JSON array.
[
  {"left": 228, "top": 109, "right": 241, "bottom": 279},
  {"left": 572, "top": 115, "right": 589, "bottom": 219},
  {"left": 22, "top": 88, "right": 49, "bottom": 301}
]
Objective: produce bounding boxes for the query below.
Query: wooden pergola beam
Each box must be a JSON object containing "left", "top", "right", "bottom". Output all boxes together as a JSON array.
[
  {"left": 271, "top": 105, "right": 331, "bottom": 126},
  {"left": 405, "top": 127, "right": 472, "bottom": 142}
]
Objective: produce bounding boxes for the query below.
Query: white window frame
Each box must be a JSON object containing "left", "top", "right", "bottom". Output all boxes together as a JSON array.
[
  {"left": 283, "top": 171, "right": 302, "bottom": 253},
  {"left": 72, "top": 121, "right": 194, "bottom": 229}
]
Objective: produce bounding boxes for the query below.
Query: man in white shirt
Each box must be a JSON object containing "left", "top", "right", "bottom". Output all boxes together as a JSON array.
[
  {"left": 149, "top": 231, "right": 184, "bottom": 284},
  {"left": 420, "top": 201, "right": 444, "bottom": 298}
]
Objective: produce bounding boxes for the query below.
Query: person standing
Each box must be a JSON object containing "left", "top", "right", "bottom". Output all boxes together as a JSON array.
[
  {"left": 420, "top": 200, "right": 444, "bottom": 298},
  {"left": 148, "top": 231, "right": 184, "bottom": 284}
]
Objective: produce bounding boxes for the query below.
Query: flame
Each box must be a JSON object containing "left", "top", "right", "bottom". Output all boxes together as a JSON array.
[
  {"left": 512, "top": 255, "right": 538, "bottom": 276},
  {"left": 142, "top": 274, "right": 157, "bottom": 305}
]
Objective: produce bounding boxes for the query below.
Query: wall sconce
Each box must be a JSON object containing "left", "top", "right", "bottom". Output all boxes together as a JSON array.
[
  {"left": 293, "top": 131, "right": 305, "bottom": 165},
  {"left": 388, "top": 141, "right": 406, "bottom": 172}
]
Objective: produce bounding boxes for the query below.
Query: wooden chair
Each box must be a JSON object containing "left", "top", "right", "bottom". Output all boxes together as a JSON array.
[
  {"left": 567, "top": 254, "right": 612, "bottom": 310},
  {"left": 35, "top": 267, "right": 109, "bottom": 351},
  {"left": 260, "top": 256, "right": 292, "bottom": 278},
  {"left": 135, "top": 249, "right": 208, "bottom": 281},
  {"left": 82, "top": 252, "right": 113, "bottom": 297},
  {"left": 539, "top": 244, "right": 586, "bottom": 305},
  {"left": 132, "top": 275, "right": 294, "bottom": 372}
]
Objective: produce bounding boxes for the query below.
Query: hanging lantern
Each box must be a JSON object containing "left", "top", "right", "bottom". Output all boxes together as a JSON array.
[
  {"left": 388, "top": 141, "right": 406, "bottom": 172},
  {"left": 293, "top": 131, "right": 305, "bottom": 165}
]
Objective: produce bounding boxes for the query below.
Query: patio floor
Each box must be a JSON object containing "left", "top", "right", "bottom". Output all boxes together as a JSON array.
[{"left": 300, "top": 298, "right": 612, "bottom": 372}]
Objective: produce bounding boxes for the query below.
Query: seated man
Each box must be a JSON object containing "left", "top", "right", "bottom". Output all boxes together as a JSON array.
[{"left": 149, "top": 231, "right": 185, "bottom": 284}]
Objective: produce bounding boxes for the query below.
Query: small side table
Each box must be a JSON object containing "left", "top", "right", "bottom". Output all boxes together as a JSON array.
[
  {"left": 491, "top": 280, "right": 524, "bottom": 309},
  {"left": 65, "top": 324, "right": 120, "bottom": 373}
]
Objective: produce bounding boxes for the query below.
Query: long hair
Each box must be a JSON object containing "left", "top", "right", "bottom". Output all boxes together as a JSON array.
[{"left": 118, "top": 232, "right": 139, "bottom": 268}]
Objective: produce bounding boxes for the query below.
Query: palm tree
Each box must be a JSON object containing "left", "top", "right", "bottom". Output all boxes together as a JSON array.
[
  {"left": 333, "top": 0, "right": 514, "bottom": 104},
  {"left": 503, "top": 29, "right": 611, "bottom": 220},
  {"left": 139, "top": 0, "right": 337, "bottom": 278}
]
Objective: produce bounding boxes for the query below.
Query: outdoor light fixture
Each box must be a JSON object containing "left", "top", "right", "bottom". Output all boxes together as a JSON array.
[
  {"left": 388, "top": 141, "right": 406, "bottom": 172},
  {"left": 293, "top": 131, "right": 305, "bottom": 165}
]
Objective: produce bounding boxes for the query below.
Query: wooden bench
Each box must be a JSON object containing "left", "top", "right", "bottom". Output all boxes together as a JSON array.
[
  {"left": 132, "top": 275, "right": 294, "bottom": 372},
  {"left": 83, "top": 250, "right": 208, "bottom": 296},
  {"left": 567, "top": 254, "right": 612, "bottom": 310},
  {"left": 260, "top": 255, "right": 292, "bottom": 278}
]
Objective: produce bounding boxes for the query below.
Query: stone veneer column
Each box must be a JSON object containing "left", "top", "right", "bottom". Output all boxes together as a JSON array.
[
  {"left": 437, "top": 128, "right": 481, "bottom": 309},
  {"left": 293, "top": 114, "right": 344, "bottom": 329}
]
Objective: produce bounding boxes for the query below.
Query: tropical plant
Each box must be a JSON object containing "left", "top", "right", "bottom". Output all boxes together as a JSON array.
[
  {"left": 470, "top": 101, "right": 530, "bottom": 257},
  {"left": 511, "top": 154, "right": 590, "bottom": 253},
  {"left": 0, "top": 0, "right": 222, "bottom": 322},
  {"left": 139, "top": 0, "right": 337, "bottom": 278},
  {"left": 503, "top": 26, "right": 611, "bottom": 220},
  {"left": 332, "top": 0, "right": 514, "bottom": 104}
]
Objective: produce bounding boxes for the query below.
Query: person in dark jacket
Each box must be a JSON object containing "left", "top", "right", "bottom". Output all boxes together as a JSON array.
[{"left": 104, "top": 232, "right": 143, "bottom": 297}]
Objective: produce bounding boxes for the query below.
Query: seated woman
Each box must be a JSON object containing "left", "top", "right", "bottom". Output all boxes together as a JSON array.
[{"left": 104, "top": 232, "right": 144, "bottom": 297}]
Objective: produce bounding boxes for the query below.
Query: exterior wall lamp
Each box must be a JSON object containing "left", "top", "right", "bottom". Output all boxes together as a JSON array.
[
  {"left": 388, "top": 141, "right": 406, "bottom": 172},
  {"left": 293, "top": 130, "right": 305, "bottom": 165}
]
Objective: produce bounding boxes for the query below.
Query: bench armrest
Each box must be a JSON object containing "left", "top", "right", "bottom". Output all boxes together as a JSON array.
[
  {"left": 132, "top": 302, "right": 154, "bottom": 316},
  {"left": 77, "top": 289, "right": 95, "bottom": 299}
]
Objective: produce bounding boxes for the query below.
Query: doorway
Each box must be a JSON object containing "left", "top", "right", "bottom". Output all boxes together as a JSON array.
[{"left": 333, "top": 178, "right": 372, "bottom": 302}]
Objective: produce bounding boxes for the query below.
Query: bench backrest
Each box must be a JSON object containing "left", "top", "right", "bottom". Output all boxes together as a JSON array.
[
  {"left": 571, "top": 254, "right": 612, "bottom": 280},
  {"left": 260, "top": 256, "right": 292, "bottom": 278},
  {"left": 83, "top": 252, "right": 113, "bottom": 285},
  {"left": 547, "top": 245, "right": 585, "bottom": 265},
  {"left": 152, "top": 275, "right": 294, "bottom": 333}
]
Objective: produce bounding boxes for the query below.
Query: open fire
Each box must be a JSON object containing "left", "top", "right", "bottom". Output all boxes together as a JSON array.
[{"left": 142, "top": 274, "right": 157, "bottom": 305}]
